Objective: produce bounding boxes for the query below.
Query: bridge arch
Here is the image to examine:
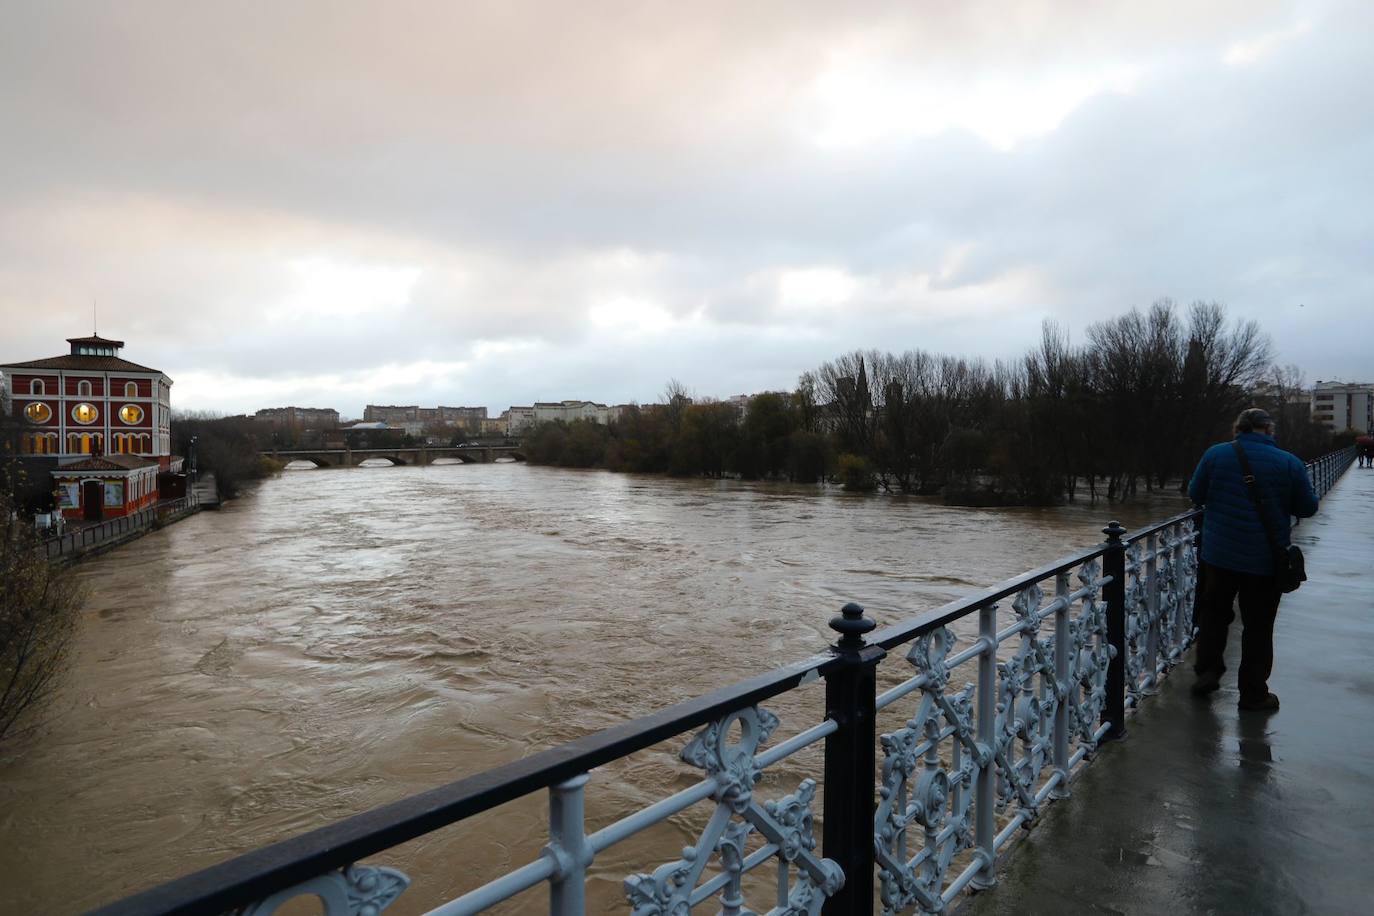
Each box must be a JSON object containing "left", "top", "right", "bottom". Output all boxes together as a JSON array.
[
  {"left": 283, "top": 457, "right": 332, "bottom": 469},
  {"left": 355, "top": 454, "right": 408, "bottom": 467}
]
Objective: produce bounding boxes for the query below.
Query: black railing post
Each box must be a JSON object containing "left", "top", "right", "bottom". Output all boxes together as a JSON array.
[
  {"left": 1101, "top": 521, "right": 1128, "bottom": 741},
  {"left": 821, "top": 602, "right": 884, "bottom": 915}
]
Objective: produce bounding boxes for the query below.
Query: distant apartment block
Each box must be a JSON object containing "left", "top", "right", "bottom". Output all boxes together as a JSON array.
[
  {"left": 363, "top": 405, "right": 488, "bottom": 426},
  {"left": 533, "top": 400, "right": 612, "bottom": 426},
  {"left": 254, "top": 406, "right": 340, "bottom": 427},
  {"left": 500, "top": 400, "right": 633, "bottom": 435},
  {"left": 1310, "top": 381, "right": 1374, "bottom": 433},
  {"left": 501, "top": 406, "right": 536, "bottom": 435}
]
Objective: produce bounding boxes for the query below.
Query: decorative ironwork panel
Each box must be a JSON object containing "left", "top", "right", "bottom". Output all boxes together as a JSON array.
[
  {"left": 235, "top": 864, "right": 410, "bottom": 915},
  {"left": 1067, "top": 559, "right": 1111, "bottom": 746},
  {"left": 623, "top": 705, "right": 844, "bottom": 916},
  {"left": 875, "top": 627, "right": 979, "bottom": 914},
  {"left": 1122, "top": 542, "right": 1150, "bottom": 704},
  {"left": 875, "top": 561, "right": 1113, "bottom": 916},
  {"left": 993, "top": 584, "right": 1056, "bottom": 818}
]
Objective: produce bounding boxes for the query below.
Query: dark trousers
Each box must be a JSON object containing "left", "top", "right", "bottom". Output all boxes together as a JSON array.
[{"left": 1193, "top": 562, "right": 1282, "bottom": 701}]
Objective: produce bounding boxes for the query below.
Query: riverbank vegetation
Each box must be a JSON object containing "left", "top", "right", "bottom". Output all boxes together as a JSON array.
[
  {"left": 0, "top": 464, "right": 82, "bottom": 747},
  {"left": 524, "top": 301, "right": 1344, "bottom": 504},
  {"left": 171, "top": 414, "right": 283, "bottom": 499}
]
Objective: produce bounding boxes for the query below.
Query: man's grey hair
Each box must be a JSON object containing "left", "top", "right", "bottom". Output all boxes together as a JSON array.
[{"left": 1234, "top": 407, "right": 1275, "bottom": 435}]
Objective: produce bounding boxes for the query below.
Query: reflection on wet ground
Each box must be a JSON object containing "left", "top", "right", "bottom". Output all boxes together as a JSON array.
[{"left": 0, "top": 463, "right": 1188, "bottom": 913}]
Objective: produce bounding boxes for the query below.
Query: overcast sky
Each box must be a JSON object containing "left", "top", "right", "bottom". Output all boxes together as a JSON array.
[{"left": 2, "top": 1, "right": 1370, "bottom": 418}]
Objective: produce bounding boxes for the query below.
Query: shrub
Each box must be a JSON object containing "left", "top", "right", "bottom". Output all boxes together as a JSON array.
[{"left": 837, "top": 452, "right": 876, "bottom": 492}]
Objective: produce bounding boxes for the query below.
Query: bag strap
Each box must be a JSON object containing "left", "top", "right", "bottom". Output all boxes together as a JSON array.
[{"left": 1230, "top": 440, "right": 1286, "bottom": 564}]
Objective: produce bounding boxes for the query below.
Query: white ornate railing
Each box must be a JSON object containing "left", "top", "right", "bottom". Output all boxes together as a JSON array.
[{"left": 873, "top": 552, "right": 1118, "bottom": 915}]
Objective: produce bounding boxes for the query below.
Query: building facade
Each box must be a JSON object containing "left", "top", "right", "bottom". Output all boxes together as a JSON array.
[
  {"left": 255, "top": 406, "right": 340, "bottom": 428},
  {"left": 501, "top": 406, "right": 537, "bottom": 435},
  {"left": 1310, "top": 381, "right": 1374, "bottom": 433},
  {"left": 363, "top": 405, "right": 488, "bottom": 426},
  {"left": 1, "top": 334, "right": 180, "bottom": 520}
]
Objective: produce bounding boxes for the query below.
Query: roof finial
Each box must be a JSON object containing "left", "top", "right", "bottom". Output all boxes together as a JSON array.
[{"left": 93, "top": 299, "right": 98, "bottom": 335}]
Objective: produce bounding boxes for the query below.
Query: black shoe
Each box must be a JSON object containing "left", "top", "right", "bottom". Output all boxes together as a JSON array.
[
  {"left": 1191, "top": 670, "right": 1222, "bottom": 696},
  {"left": 1238, "top": 692, "right": 1280, "bottom": 712}
]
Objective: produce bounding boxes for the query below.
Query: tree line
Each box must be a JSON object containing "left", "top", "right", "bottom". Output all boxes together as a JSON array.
[
  {"left": 170, "top": 414, "right": 284, "bottom": 499},
  {"left": 523, "top": 301, "right": 1348, "bottom": 504}
]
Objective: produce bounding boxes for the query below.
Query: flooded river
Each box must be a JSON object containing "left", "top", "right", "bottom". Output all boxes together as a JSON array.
[{"left": 0, "top": 463, "right": 1187, "bottom": 913}]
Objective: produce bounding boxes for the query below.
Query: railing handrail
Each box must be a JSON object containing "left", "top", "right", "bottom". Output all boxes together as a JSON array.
[
  {"left": 90, "top": 651, "right": 853, "bottom": 916},
  {"left": 36, "top": 496, "right": 196, "bottom": 558},
  {"left": 89, "top": 444, "right": 1358, "bottom": 916},
  {"left": 870, "top": 541, "right": 1115, "bottom": 651}
]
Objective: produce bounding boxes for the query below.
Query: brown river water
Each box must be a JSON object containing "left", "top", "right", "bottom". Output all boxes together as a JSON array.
[{"left": 0, "top": 463, "right": 1187, "bottom": 914}]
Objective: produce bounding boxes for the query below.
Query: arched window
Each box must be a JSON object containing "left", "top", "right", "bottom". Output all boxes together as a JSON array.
[
  {"left": 30, "top": 379, "right": 44, "bottom": 395},
  {"left": 78, "top": 380, "right": 92, "bottom": 397},
  {"left": 125, "top": 381, "right": 138, "bottom": 397}
]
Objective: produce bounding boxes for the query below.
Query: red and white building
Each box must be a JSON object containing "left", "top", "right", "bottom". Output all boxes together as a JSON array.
[{"left": 1, "top": 334, "right": 182, "bottom": 521}]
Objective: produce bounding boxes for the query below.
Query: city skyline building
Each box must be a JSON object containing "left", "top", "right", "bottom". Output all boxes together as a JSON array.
[{"left": 1310, "top": 381, "right": 1374, "bottom": 434}]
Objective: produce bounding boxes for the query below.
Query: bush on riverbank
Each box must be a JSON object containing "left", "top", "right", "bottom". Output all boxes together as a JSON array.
[{"left": 171, "top": 414, "right": 281, "bottom": 499}]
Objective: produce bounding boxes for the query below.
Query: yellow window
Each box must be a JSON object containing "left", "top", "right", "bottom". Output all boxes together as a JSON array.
[
  {"left": 25, "top": 402, "right": 51, "bottom": 423},
  {"left": 72, "top": 403, "right": 98, "bottom": 424},
  {"left": 119, "top": 404, "right": 144, "bottom": 424}
]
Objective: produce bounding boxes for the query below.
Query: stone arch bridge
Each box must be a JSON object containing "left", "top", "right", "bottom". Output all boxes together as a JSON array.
[{"left": 267, "top": 446, "right": 526, "bottom": 468}]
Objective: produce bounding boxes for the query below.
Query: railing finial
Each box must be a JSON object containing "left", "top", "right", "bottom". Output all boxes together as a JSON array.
[
  {"left": 829, "top": 601, "right": 875, "bottom": 650},
  {"left": 1102, "top": 520, "right": 1127, "bottom": 541}
]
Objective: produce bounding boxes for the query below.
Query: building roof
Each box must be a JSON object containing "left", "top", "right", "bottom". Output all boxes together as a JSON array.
[
  {"left": 2, "top": 332, "right": 168, "bottom": 375},
  {"left": 0, "top": 354, "right": 166, "bottom": 373},
  {"left": 53, "top": 454, "right": 159, "bottom": 473},
  {"left": 67, "top": 334, "right": 126, "bottom": 349}
]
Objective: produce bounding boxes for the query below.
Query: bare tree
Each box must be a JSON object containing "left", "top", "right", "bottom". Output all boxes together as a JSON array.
[{"left": 0, "top": 466, "right": 82, "bottom": 747}]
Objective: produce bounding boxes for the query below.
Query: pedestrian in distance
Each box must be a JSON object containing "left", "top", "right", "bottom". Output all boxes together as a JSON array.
[
  {"left": 1357, "top": 436, "right": 1374, "bottom": 469},
  {"left": 1188, "top": 408, "right": 1318, "bottom": 712}
]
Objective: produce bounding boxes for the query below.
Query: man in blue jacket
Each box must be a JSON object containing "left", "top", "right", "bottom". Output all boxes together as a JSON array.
[{"left": 1188, "top": 408, "right": 1318, "bottom": 711}]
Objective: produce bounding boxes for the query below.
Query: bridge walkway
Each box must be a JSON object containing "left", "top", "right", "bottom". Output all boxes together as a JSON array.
[{"left": 966, "top": 464, "right": 1374, "bottom": 915}]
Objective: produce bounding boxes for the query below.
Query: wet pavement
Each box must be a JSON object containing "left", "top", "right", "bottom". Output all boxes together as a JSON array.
[{"left": 967, "top": 465, "right": 1374, "bottom": 916}]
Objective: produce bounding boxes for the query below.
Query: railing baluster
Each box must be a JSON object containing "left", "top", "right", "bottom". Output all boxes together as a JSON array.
[
  {"left": 1144, "top": 531, "right": 1160, "bottom": 691},
  {"left": 971, "top": 602, "right": 998, "bottom": 890},
  {"left": 1102, "top": 521, "right": 1127, "bottom": 741},
  {"left": 1052, "top": 571, "right": 1071, "bottom": 797},
  {"left": 547, "top": 774, "right": 591, "bottom": 915}
]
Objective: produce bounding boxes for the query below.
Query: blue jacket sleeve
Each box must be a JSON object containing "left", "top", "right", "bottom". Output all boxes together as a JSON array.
[
  {"left": 1289, "top": 456, "right": 1318, "bottom": 518},
  {"left": 1188, "top": 449, "right": 1211, "bottom": 505}
]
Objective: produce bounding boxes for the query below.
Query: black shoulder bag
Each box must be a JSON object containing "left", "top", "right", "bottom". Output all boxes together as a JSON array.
[{"left": 1231, "top": 441, "right": 1306, "bottom": 593}]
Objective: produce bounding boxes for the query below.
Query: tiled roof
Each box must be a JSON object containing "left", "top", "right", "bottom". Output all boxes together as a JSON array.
[
  {"left": 55, "top": 454, "right": 159, "bottom": 473},
  {"left": 0, "top": 354, "right": 164, "bottom": 373},
  {"left": 66, "top": 334, "right": 127, "bottom": 348}
]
